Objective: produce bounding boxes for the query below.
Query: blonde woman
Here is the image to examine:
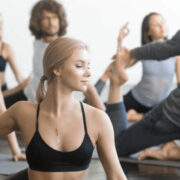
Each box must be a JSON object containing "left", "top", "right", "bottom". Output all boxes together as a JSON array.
[{"left": 0, "top": 37, "right": 127, "bottom": 180}]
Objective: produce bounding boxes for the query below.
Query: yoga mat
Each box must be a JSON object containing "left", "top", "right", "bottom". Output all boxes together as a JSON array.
[
  {"left": 119, "top": 155, "right": 180, "bottom": 168},
  {"left": 0, "top": 154, "right": 28, "bottom": 175}
]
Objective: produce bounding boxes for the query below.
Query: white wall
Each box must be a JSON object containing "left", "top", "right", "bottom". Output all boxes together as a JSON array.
[{"left": 0, "top": 0, "right": 180, "bottom": 88}]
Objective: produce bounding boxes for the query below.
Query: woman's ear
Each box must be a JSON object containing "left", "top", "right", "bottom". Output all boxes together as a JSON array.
[{"left": 53, "top": 68, "right": 62, "bottom": 77}]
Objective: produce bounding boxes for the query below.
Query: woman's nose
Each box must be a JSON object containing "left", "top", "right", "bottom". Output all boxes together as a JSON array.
[{"left": 85, "top": 69, "right": 91, "bottom": 77}]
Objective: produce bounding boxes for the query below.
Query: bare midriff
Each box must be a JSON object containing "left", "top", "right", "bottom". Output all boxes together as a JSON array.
[{"left": 28, "top": 169, "right": 87, "bottom": 180}]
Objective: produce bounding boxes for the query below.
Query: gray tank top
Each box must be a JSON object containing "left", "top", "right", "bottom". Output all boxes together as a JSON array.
[{"left": 132, "top": 57, "right": 175, "bottom": 107}]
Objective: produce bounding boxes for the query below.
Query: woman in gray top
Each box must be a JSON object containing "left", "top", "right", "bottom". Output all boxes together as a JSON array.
[
  {"left": 123, "top": 12, "right": 180, "bottom": 121},
  {"left": 117, "top": 16, "right": 180, "bottom": 161}
]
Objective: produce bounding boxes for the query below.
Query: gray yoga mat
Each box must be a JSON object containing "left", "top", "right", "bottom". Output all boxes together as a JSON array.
[
  {"left": 119, "top": 155, "right": 180, "bottom": 168},
  {"left": 0, "top": 154, "right": 28, "bottom": 175}
]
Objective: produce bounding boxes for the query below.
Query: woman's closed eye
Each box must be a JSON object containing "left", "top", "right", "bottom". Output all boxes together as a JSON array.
[{"left": 75, "top": 64, "right": 83, "bottom": 68}]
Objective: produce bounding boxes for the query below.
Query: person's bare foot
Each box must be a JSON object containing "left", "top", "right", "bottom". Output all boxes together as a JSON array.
[
  {"left": 110, "top": 61, "right": 127, "bottom": 86},
  {"left": 13, "top": 153, "right": 26, "bottom": 161},
  {"left": 138, "top": 148, "right": 151, "bottom": 160},
  {"left": 100, "top": 61, "right": 113, "bottom": 82},
  {"left": 127, "top": 109, "right": 143, "bottom": 122},
  {"left": 110, "top": 53, "right": 128, "bottom": 86}
]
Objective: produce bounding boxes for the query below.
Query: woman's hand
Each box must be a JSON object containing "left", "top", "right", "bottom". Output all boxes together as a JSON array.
[
  {"left": 117, "top": 22, "right": 129, "bottom": 45},
  {"left": 13, "top": 152, "right": 26, "bottom": 161},
  {"left": 116, "top": 23, "right": 130, "bottom": 67}
]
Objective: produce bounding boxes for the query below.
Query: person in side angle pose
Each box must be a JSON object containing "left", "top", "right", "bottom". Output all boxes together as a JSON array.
[
  {"left": 123, "top": 13, "right": 180, "bottom": 122},
  {"left": 0, "top": 12, "right": 30, "bottom": 161},
  {"left": 0, "top": 37, "right": 127, "bottom": 180}
]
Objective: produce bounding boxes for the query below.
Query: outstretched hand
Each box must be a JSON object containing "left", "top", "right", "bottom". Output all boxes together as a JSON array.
[
  {"left": 116, "top": 23, "right": 131, "bottom": 68},
  {"left": 118, "top": 22, "right": 129, "bottom": 43}
]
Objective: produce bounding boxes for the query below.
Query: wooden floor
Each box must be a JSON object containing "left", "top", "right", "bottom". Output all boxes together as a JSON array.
[{"left": 0, "top": 136, "right": 180, "bottom": 180}]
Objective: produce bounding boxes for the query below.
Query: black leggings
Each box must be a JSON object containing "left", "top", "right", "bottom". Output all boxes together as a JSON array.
[
  {"left": 4, "top": 90, "right": 27, "bottom": 108},
  {"left": 1, "top": 83, "right": 27, "bottom": 108},
  {"left": 123, "top": 90, "right": 152, "bottom": 113}
]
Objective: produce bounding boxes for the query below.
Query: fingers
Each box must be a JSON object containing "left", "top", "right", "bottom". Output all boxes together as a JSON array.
[
  {"left": 13, "top": 153, "right": 26, "bottom": 161},
  {"left": 121, "top": 22, "right": 129, "bottom": 35},
  {"left": 118, "top": 22, "right": 129, "bottom": 42}
]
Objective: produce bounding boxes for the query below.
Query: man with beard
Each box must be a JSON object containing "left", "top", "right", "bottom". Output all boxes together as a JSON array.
[{"left": 24, "top": 0, "right": 68, "bottom": 102}]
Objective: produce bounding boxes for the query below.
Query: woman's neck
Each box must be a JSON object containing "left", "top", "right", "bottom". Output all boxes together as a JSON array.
[
  {"left": 152, "top": 37, "right": 165, "bottom": 42},
  {"left": 41, "top": 80, "right": 77, "bottom": 116}
]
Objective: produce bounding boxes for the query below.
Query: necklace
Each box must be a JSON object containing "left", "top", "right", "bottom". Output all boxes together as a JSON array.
[{"left": 55, "top": 128, "right": 60, "bottom": 144}]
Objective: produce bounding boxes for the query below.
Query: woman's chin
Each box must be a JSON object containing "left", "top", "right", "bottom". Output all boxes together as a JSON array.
[{"left": 77, "top": 86, "right": 88, "bottom": 92}]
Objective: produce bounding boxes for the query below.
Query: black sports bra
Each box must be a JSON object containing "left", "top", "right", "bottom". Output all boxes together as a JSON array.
[
  {"left": 26, "top": 102, "right": 94, "bottom": 172},
  {"left": 0, "top": 55, "right": 7, "bottom": 72},
  {"left": 0, "top": 44, "right": 7, "bottom": 72}
]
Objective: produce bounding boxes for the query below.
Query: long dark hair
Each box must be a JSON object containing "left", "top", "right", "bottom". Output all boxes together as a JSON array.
[
  {"left": 29, "top": 0, "right": 68, "bottom": 39},
  {"left": 141, "top": 12, "right": 167, "bottom": 45}
]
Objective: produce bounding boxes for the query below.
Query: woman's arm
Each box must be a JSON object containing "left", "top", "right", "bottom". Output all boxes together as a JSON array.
[
  {"left": 132, "top": 30, "right": 180, "bottom": 60},
  {"left": 117, "top": 22, "right": 129, "bottom": 51},
  {"left": 0, "top": 84, "right": 6, "bottom": 113},
  {"left": 2, "top": 73, "right": 32, "bottom": 98},
  {"left": 96, "top": 112, "right": 127, "bottom": 180},
  {"left": 0, "top": 88, "right": 17, "bottom": 136},
  {"left": 175, "top": 56, "right": 180, "bottom": 83},
  {"left": 84, "top": 83, "right": 106, "bottom": 111},
  {"left": 0, "top": 106, "right": 17, "bottom": 137},
  {"left": 6, "top": 44, "right": 24, "bottom": 83},
  {"left": 0, "top": 87, "right": 25, "bottom": 161}
]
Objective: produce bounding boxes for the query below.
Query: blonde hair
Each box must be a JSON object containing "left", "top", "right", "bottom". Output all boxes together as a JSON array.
[{"left": 36, "top": 37, "right": 88, "bottom": 103}]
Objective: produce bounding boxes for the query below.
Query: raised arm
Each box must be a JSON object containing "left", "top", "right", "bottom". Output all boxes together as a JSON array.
[
  {"left": 96, "top": 112, "right": 127, "bottom": 180},
  {"left": 132, "top": 30, "right": 180, "bottom": 60},
  {"left": 117, "top": 22, "right": 129, "bottom": 51}
]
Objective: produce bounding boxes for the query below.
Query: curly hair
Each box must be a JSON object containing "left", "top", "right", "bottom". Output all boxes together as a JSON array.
[
  {"left": 141, "top": 12, "right": 167, "bottom": 45},
  {"left": 29, "top": 0, "right": 68, "bottom": 39}
]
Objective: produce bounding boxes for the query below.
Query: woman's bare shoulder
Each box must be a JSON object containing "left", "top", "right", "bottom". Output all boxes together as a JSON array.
[
  {"left": 1, "top": 42, "right": 14, "bottom": 60},
  {"left": 7, "top": 101, "right": 38, "bottom": 128},
  {"left": 83, "top": 103, "right": 110, "bottom": 124},
  {"left": 8, "top": 101, "right": 37, "bottom": 116},
  {"left": 2, "top": 42, "right": 11, "bottom": 52}
]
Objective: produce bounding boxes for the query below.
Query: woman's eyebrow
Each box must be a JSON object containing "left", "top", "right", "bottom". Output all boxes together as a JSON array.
[{"left": 76, "top": 60, "right": 90, "bottom": 64}]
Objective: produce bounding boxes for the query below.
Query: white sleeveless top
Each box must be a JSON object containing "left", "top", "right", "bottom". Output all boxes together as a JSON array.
[
  {"left": 132, "top": 57, "right": 175, "bottom": 107},
  {"left": 24, "top": 39, "right": 49, "bottom": 102}
]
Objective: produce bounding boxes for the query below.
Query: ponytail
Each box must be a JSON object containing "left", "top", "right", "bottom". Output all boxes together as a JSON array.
[{"left": 36, "top": 75, "right": 47, "bottom": 103}]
